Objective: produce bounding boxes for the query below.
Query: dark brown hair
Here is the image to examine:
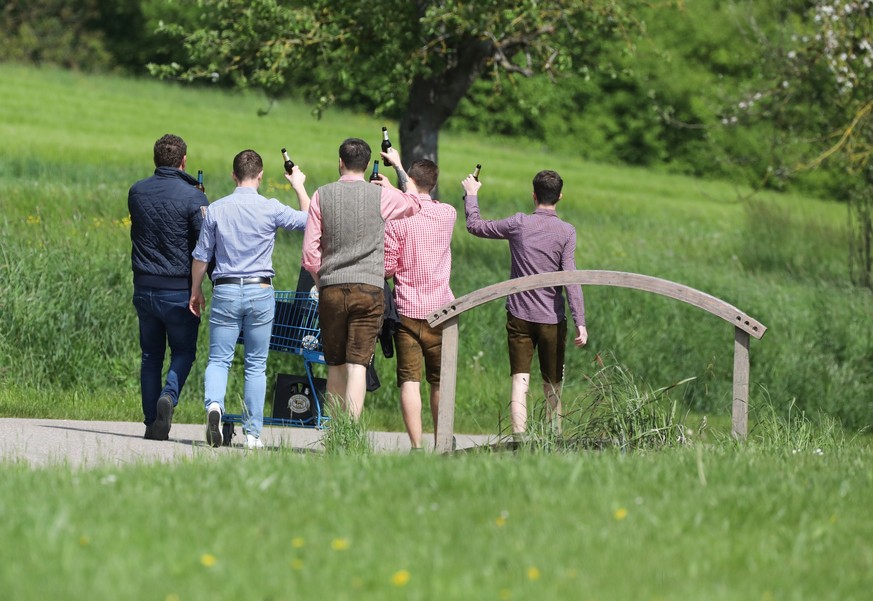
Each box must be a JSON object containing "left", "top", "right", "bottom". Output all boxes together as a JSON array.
[
  {"left": 233, "top": 149, "right": 263, "bottom": 181},
  {"left": 532, "top": 170, "right": 563, "bottom": 205},
  {"left": 339, "top": 138, "right": 371, "bottom": 172},
  {"left": 153, "top": 134, "right": 186, "bottom": 168},
  {"left": 408, "top": 159, "right": 439, "bottom": 194}
]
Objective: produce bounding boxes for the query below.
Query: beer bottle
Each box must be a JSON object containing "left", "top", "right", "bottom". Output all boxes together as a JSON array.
[
  {"left": 381, "top": 127, "right": 393, "bottom": 166},
  {"left": 369, "top": 160, "right": 380, "bottom": 182},
  {"left": 196, "top": 170, "right": 205, "bottom": 193},
  {"left": 473, "top": 164, "right": 482, "bottom": 181},
  {"left": 281, "top": 148, "right": 295, "bottom": 174}
]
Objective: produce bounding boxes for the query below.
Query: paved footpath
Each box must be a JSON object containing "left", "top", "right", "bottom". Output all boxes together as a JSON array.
[{"left": 0, "top": 418, "right": 497, "bottom": 468}]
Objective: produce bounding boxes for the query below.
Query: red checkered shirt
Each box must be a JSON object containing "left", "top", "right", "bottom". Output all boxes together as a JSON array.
[{"left": 384, "top": 195, "right": 456, "bottom": 319}]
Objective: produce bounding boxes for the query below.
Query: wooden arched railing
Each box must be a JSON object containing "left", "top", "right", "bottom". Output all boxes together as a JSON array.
[{"left": 427, "top": 270, "right": 768, "bottom": 453}]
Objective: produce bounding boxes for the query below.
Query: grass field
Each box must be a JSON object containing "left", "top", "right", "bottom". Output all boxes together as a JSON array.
[
  {"left": 1, "top": 63, "right": 870, "bottom": 436},
  {"left": 1, "top": 444, "right": 871, "bottom": 601},
  {"left": 1, "top": 63, "right": 872, "bottom": 600}
]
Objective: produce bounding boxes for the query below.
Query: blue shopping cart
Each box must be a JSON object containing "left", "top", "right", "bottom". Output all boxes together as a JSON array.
[{"left": 220, "top": 287, "right": 329, "bottom": 445}]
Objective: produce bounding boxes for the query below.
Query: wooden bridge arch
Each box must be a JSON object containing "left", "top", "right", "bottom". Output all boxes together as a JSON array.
[{"left": 426, "top": 270, "right": 768, "bottom": 454}]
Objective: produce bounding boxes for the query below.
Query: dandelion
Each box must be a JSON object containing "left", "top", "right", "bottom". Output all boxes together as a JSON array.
[
  {"left": 290, "top": 558, "right": 304, "bottom": 570},
  {"left": 200, "top": 553, "right": 217, "bottom": 567},
  {"left": 331, "top": 538, "right": 350, "bottom": 551},
  {"left": 78, "top": 535, "right": 90, "bottom": 547},
  {"left": 391, "top": 569, "right": 411, "bottom": 586},
  {"left": 291, "top": 537, "right": 305, "bottom": 548},
  {"left": 26, "top": 215, "right": 41, "bottom": 225},
  {"left": 499, "top": 589, "right": 512, "bottom": 600},
  {"left": 165, "top": 595, "right": 180, "bottom": 601},
  {"left": 527, "top": 566, "right": 541, "bottom": 581},
  {"left": 614, "top": 507, "right": 628, "bottom": 521},
  {"left": 495, "top": 515, "right": 507, "bottom": 527}
]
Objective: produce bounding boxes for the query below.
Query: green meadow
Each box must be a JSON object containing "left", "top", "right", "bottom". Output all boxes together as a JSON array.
[
  {"left": 1, "top": 63, "right": 872, "bottom": 599},
  {"left": 0, "top": 447, "right": 870, "bottom": 600},
  {"left": 1, "top": 63, "right": 869, "bottom": 435}
]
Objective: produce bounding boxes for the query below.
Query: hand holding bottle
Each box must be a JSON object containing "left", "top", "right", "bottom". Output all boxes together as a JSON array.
[
  {"left": 462, "top": 173, "right": 482, "bottom": 196},
  {"left": 285, "top": 165, "right": 310, "bottom": 212},
  {"left": 380, "top": 147, "right": 401, "bottom": 169},
  {"left": 284, "top": 164, "right": 306, "bottom": 190}
]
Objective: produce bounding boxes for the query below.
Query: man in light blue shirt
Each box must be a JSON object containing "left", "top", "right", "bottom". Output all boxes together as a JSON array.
[{"left": 189, "top": 149, "right": 309, "bottom": 449}]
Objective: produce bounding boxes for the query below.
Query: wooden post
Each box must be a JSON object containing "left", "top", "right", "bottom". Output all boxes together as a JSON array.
[
  {"left": 435, "top": 317, "right": 459, "bottom": 453},
  {"left": 732, "top": 326, "right": 750, "bottom": 439}
]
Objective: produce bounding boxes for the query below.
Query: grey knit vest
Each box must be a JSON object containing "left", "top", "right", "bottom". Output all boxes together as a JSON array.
[{"left": 317, "top": 180, "right": 385, "bottom": 289}]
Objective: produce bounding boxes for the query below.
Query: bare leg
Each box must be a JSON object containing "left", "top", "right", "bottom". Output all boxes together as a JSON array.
[
  {"left": 400, "top": 381, "right": 423, "bottom": 448},
  {"left": 543, "top": 380, "right": 563, "bottom": 436},
  {"left": 345, "top": 363, "right": 367, "bottom": 419},
  {"left": 510, "top": 373, "right": 530, "bottom": 434},
  {"left": 327, "top": 364, "right": 348, "bottom": 413}
]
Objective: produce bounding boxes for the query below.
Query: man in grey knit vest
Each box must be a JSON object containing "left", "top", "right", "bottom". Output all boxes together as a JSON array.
[{"left": 302, "top": 138, "right": 421, "bottom": 418}]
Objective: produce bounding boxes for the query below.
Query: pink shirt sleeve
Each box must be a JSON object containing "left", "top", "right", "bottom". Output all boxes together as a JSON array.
[
  {"left": 380, "top": 187, "right": 421, "bottom": 221},
  {"left": 301, "top": 190, "right": 323, "bottom": 275}
]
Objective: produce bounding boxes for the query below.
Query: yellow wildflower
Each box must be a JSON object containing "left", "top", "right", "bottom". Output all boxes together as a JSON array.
[
  {"left": 331, "top": 538, "right": 350, "bottom": 551},
  {"left": 391, "top": 570, "right": 411, "bottom": 587}
]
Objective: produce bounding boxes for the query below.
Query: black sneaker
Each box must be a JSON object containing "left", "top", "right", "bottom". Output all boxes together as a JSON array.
[
  {"left": 143, "top": 424, "right": 155, "bottom": 440},
  {"left": 206, "top": 403, "right": 223, "bottom": 447},
  {"left": 152, "top": 394, "right": 174, "bottom": 441}
]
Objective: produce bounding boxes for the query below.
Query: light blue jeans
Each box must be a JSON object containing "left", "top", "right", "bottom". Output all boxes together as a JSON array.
[{"left": 204, "top": 283, "right": 275, "bottom": 437}]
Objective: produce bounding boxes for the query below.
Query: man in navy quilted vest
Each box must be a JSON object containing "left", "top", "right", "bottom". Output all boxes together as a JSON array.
[{"left": 128, "top": 134, "right": 208, "bottom": 441}]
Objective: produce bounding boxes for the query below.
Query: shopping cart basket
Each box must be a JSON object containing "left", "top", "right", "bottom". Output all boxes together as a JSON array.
[{"left": 220, "top": 289, "right": 328, "bottom": 444}]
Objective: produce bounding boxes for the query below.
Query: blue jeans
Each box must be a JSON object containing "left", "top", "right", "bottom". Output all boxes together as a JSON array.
[
  {"left": 204, "top": 284, "right": 275, "bottom": 437},
  {"left": 132, "top": 286, "right": 200, "bottom": 425}
]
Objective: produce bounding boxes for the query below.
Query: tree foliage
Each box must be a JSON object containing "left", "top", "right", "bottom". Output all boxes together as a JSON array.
[
  {"left": 735, "top": 0, "right": 873, "bottom": 286},
  {"left": 149, "top": 0, "right": 644, "bottom": 165}
]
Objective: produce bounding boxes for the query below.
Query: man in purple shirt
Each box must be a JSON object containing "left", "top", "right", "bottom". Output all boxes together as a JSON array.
[{"left": 462, "top": 169, "right": 588, "bottom": 439}]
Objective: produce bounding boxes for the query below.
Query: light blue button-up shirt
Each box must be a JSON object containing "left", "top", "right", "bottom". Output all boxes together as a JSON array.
[{"left": 192, "top": 186, "right": 307, "bottom": 279}]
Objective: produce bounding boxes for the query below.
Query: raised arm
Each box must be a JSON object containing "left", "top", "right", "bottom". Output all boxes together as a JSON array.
[
  {"left": 284, "top": 165, "right": 310, "bottom": 213},
  {"left": 462, "top": 174, "right": 513, "bottom": 239}
]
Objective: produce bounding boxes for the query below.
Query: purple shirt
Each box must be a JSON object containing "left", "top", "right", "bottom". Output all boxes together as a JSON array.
[{"left": 464, "top": 194, "right": 585, "bottom": 327}]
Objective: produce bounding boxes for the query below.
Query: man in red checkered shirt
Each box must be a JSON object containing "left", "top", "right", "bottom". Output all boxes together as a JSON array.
[{"left": 378, "top": 156, "right": 456, "bottom": 450}]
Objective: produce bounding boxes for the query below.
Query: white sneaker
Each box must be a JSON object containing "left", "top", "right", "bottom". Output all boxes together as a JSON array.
[
  {"left": 206, "top": 403, "right": 223, "bottom": 447},
  {"left": 245, "top": 434, "right": 264, "bottom": 450}
]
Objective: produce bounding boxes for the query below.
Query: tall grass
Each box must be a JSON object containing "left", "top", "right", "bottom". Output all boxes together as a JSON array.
[{"left": 1, "top": 62, "right": 872, "bottom": 433}]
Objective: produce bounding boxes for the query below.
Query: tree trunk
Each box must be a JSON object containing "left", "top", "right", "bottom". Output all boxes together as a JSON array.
[{"left": 398, "top": 37, "right": 494, "bottom": 196}]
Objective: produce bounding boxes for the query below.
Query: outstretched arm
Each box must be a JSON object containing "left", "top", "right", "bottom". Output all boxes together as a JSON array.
[
  {"left": 463, "top": 174, "right": 514, "bottom": 239},
  {"left": 284, "top": 165, "right": 310, "bottom": 213},
  {"left": 379, "top": 148, "right": 417, "bottom": 194}
]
